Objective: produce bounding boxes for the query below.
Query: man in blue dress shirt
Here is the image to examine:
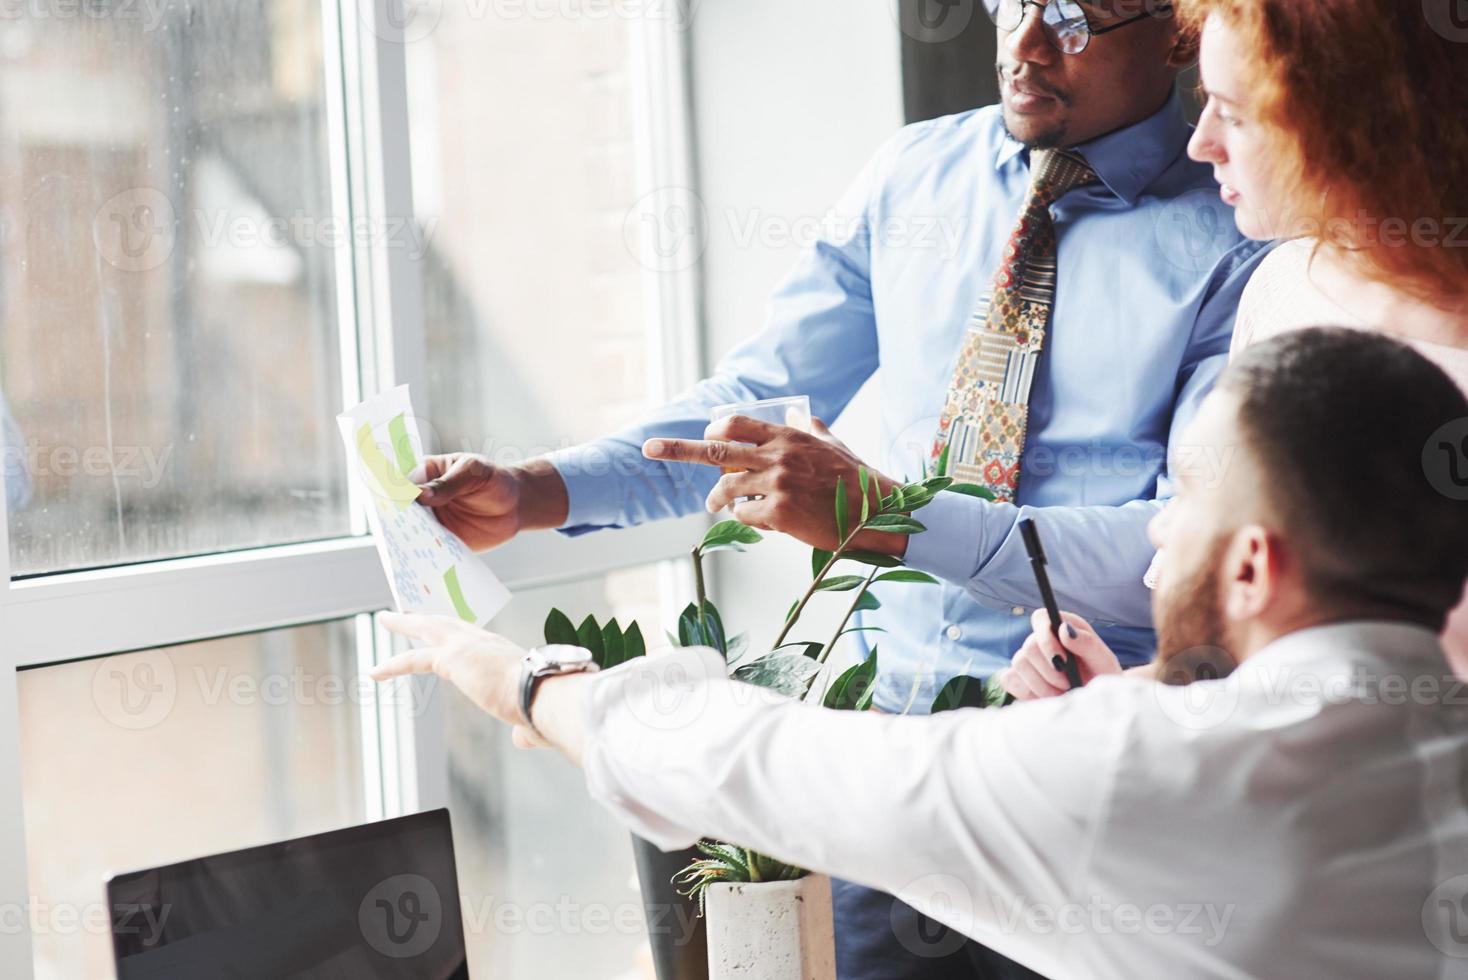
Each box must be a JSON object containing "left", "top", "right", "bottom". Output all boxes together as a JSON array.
[{"left": 414, "top": 2, "right": 1265, "bottom": 976}]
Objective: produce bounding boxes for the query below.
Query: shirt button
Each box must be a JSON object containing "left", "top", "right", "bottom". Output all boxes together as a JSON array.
[
  {"left": 1012, "top": 606, "right": 1026, "bottom": 617},
  {"left": 945, "top": 625, "right": 962, "bottom": 642}
]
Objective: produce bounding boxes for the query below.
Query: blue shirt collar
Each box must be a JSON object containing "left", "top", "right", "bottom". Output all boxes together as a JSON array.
[{"left": 994, "top": 88, "right": 1193, "bottom": 206}]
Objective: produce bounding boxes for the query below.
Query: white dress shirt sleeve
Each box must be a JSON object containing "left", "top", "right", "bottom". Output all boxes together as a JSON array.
[{"left": 580, "top": 648, "right": 1138, "bottom": 973}]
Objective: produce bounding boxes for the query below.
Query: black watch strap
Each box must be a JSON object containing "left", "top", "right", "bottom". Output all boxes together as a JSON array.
[{"left": 519, "top": 666, "right": 546, "bottom": 737}]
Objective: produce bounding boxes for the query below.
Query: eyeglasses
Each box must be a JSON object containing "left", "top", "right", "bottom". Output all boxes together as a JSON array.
[{"left": 986, "top": 0, "right": 1175, "bottom": 55}]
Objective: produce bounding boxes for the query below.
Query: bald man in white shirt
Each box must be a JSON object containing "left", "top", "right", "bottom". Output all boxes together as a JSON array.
[{"left": 374, "top": 327, "right": 1468, "bottom": 979}]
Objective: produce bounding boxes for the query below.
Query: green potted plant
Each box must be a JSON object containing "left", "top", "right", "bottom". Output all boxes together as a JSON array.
[{"left": 545, "top": 466, "right": 1005, "bottom": 980}]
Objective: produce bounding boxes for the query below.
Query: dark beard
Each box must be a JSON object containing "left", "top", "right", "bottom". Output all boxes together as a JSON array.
[
  {"left": 1000, "top": 115, "right": 1069, "bottom": 150},
  {"left": 1153, "top": 537, "right": 1240, "bottom": 685}
]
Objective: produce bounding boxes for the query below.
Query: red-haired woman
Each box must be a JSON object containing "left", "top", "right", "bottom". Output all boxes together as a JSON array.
[
  {"left": 1181, "top": 0, "right": 1468, "bottom": 677},
  {"left": 1001, "top": 0, "right": 1468, "bottom": 700}
]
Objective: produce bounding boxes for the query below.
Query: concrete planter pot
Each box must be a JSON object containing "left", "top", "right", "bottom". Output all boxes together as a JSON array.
[{"left": 704, "top": 874, "right": 837, "bottom": 980}]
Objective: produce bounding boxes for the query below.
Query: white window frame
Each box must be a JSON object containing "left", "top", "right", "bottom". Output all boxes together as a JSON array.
[{"left": 0, "top": 1, "right": 705, "bottom": 975}]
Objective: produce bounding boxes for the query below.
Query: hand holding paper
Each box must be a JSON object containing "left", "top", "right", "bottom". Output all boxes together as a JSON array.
[{"left": 338, "top": 387, "right": 510, "bottom": 626}]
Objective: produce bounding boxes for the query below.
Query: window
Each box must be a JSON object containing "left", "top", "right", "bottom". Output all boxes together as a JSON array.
[
  {"left": 18, "top": 621, "right": 366, "bottom": 980},
  {"left": 0, "top": 0, "right": 350, "bottom": 576},
  {"left": 0, "top": 2, "right": 703, "bottom": 979}
]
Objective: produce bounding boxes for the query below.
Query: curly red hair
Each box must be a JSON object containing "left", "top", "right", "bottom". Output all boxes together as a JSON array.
[{"left": 1176, "top": 0, "right": 1468, "bottom": 310}]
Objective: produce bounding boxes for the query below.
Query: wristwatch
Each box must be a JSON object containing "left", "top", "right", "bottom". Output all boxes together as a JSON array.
[{"left": 518, "top": 645, "right": 598, "bottom": 738}]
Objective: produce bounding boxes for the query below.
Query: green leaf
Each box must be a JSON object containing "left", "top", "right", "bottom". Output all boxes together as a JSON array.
[
  {"left": 733, "top": 653, "right": 822, "bottom": 698},
  {"left": 785, "top": 599, "right": 800, "bottom": 623},
  {"left": 858, "top": 467, "right": 871, "bottom": 524},
  {"left": 854, "top": 592, "right": 882, "bottom": 613},
  {"left": 576, "top": 615, "right": 606, "bottom": 666},
  {"left": 839, "top": 625, "right": 885, "bottom": 638},
  {"left": 700, "top": 519, "right": 764, "bottom": 555},
  {"left": 921, "top": 476, "right": 953, "bottom": 494},
  {"left": 601, "top": 620, "right": 626, "bottom": 670},
  {"left": 873, "top": 569, "right": 940, "bottom": 586},
  {"left": 811, "top": 548, "right": 834, "bottom": 579},
  {"left": 624, "top": 621, "right": 647, "bottom": 662},
  {"left": 823, "top": 649, "right": 878, "bottom": 710},
  {"left": 894, "top": 488, "right": 935, "bottom": 512},
  {"left": 724, "top": 631, "right": 749, "bottom": 665},
  {"left": 676, "top": 604, "right": 702, "bottom": 648},
  {"left": 844, "top": 550, "right": 903, "bottom": 569},
  {"left": 864, "top": 515, "right": 927, "bottom": 535},
  {"left": 813, "top": 574, "right": 866, "bottom": 593},
  {"left": 543, "top": 608, "right": 579, "bottom": 647},
  {"left": 834, "top": 475, "right": 848, "bottom": 544},
  {"left": 937, "top": 442, "right": 951, "bottom": 478},
  {"left": 931, "top": 673, "right": 990, "bottom": 714},
  {"left": 772, "top": 641, "right": 824, "bottom": 661},
  {"left": 700, "top": 600, "right": 728, "bottom": 657},
  {"left": 947, "top": 482, "right": 997, "bottom": 501}
]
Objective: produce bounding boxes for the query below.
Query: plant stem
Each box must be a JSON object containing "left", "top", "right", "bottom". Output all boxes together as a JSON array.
[
  {"left": 815, "top": 566, "right": 879, "bottom": 667},
  {"left": 770, "top": 524, "right": 866, "bottom": 650},
  {"left": 692, "top": 545, "right": 708, "bottom": 611}
]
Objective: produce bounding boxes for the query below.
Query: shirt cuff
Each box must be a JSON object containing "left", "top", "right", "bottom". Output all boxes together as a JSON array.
[
  {"left": 902, "top": 490, "right": 989, "bottom": 587},
  {"left": 545, "top": 443, "right": 630, "bottom": 534},
  {"left": 580, "top": 648, "right": 729, "bottom": 852}
]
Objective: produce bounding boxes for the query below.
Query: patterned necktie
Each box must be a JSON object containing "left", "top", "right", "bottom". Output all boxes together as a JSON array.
[{"left": 930, "top": 148, "right": 1097, "bottom": 503}]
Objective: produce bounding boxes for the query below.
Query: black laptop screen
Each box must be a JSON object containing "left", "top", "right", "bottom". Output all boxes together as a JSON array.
[{"left": 107, "top": 809, "right": 469, "bottom": 980}]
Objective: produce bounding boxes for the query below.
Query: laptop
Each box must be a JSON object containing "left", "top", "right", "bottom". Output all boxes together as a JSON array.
[{"left": 106, "top": 809, "right": 469, "bottom": 979}]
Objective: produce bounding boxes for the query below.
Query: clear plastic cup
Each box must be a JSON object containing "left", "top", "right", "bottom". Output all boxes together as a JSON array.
[{"left": 709, "top": 395, "right": 812, "bottom": 473}]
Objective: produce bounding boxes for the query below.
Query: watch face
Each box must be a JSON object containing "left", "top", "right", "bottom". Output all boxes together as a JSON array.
[{"left": 531, "top": 644, "right": 595, "bottom": 673}]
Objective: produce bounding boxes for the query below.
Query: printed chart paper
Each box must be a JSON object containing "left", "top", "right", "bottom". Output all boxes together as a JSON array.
[{"left": 338, "top": 386, "right": 510, "bottom": 626}]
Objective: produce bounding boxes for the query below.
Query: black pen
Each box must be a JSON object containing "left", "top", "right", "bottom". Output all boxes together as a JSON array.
[{"left": 1018, "top": 517, "right": 1084, "bottom": 690}]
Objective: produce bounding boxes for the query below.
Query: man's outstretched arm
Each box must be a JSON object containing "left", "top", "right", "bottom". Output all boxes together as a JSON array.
[{"left": 371, "top": 613, "right": 1126, "bottom": 976}]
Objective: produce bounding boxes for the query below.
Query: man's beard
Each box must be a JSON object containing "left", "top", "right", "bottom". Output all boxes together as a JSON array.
[
  {"left": 996, "top": 66, "right": 1071, "bottom": 149},
  {"left": 1153, "top": 536, "right": 1240, "bottom": 685}
]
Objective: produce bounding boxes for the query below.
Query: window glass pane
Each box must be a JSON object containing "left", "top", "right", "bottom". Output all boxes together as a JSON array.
[
  {"left": 0, "top": 1, "right": 350, "bottom": 576},
  {"left": 448, "top": 563, "right": 677, "bottom": 978},
  {"left": 407, "top": 9, "right": 659, "bottom": 458},
  {"left": 18, "top": 620, "right": 368, "bottom": 980}
]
